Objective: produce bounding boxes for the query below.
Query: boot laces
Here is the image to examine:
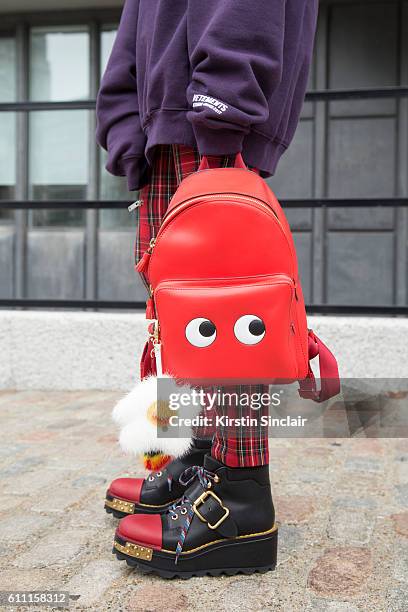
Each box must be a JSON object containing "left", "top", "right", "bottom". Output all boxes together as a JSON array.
[
  {"left": 168, "top": 466, "right": 217, "bottom": 563},
  {"left": 146, "top": 469, "right": 173, "bottom": 492}
]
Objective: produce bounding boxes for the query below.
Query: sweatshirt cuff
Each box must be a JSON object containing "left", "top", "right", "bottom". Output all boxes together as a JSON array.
[
  {"left": 116, "top": 155, "right": 150, "bottom": 192},
  {"left": 192, "top": 123, "right": 245, "bottom": 156}
]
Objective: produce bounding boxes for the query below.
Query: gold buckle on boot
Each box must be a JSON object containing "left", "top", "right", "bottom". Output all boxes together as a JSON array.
[{"left": 192, "top": 490, "right": 230, "bottom": 530}]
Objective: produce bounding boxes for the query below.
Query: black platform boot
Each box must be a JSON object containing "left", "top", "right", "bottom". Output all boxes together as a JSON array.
[
  {"left": 112, "top": 454, "right": 277, "bottom": 578},
  {"left": 105, "top": 438, "right": 212, "bottom": 518}
]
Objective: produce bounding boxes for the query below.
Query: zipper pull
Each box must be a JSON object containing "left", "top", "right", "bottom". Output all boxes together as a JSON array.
[
  {"left": 128, "top": 199, "right": 143, "bottom": 212},
  {"left": 145, "top": 297, "right": 155, "bottom": 320},
  {"left": 136, "top": 251, "right": 151, "bottom": 273},
  {"left": 153, "top": 342, "right": 163, "bottom": 377},
  {"left": 136, "top": 238, "right": 156, "bottom": 274}
]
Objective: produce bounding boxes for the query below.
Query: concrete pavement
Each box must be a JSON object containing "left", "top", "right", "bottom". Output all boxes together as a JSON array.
[{"left": 0, "top": 389, "right": 407, "bottom": 611}]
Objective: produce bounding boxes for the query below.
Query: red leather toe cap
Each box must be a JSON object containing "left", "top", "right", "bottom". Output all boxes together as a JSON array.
[
  {"left": 109, "top": 478, "right": 143, "bottom": 503},
  {"left": 117, "top": 514, "right": 162, "bottom": 550}
]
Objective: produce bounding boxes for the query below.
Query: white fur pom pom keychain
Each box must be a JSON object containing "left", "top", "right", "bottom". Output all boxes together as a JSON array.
[{"left": 112, "top": 375, "right": 203, "bottom": 460}]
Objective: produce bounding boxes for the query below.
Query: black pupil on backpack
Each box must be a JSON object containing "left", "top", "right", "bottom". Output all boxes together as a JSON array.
[
  {"left": 199, "top": 320, "right": 216, "bottom": 337},
  {"left": 249, "top": 319, "right": 265, "bottom": 336}
]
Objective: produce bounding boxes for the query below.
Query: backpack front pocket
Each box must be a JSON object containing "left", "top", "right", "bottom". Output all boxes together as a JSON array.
[{"left": 153, "top": 275, "right": 300, "bottom": 382}]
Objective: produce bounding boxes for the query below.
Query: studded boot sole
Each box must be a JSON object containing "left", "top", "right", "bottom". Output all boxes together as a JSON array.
[{"left": 112, "top": 454, "right": 277, "bottom": 578}]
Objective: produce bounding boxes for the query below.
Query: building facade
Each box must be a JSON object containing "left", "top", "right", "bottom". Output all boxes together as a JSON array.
[{"left": 0, "top": 0, "right": 407, "bottom": 309}]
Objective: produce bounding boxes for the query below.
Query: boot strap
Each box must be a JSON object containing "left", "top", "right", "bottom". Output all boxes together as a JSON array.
[{"left": 192, "top": 490, "right": 238, "bottom": 537}]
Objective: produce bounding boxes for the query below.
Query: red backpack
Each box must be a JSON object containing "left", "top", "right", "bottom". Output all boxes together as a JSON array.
[{"left": 137, "top": 154, "right": 340, "bottom": 402}]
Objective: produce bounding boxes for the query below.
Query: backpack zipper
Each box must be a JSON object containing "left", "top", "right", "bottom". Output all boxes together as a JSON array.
[
  {"left": 155, "top": 273, "right": 295, "bottom": 292},
  {"left": 159, "top": 193, "right": 279, "bottom": 233}
]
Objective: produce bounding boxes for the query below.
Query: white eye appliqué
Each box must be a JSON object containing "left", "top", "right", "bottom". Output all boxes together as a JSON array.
[
  {"left": 234, "top": 315, "right": 266, "bottom": 345},
  {"left": 185, "top": 318, "right": 217, "bottom": 347}
]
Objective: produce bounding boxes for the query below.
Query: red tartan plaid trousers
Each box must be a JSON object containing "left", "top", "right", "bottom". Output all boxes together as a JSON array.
[{"left": 136, "top": 144, "right": 269, "bottom": 468}]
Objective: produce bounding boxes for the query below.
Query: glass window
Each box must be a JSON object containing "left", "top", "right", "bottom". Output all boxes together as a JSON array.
[
  {"left": 28, "top": 26, "right": 90, "bottom": 226},
  {"left": 29, "top": 26, "right": 89, "bottom": 101},
  {"left": 29, "top": 110, "right": 89, "bottom": 226},
  {"left": 328, "top": 3, "right": 398, "bottom": 116},
  {"left": 101, "top": 26, "right": 117, "bottom": 74},
  {"left": 99, "top": 26, "right": 131, "bottom": 228},
  {"left": 99, "top": 148, "right": 131, "bottom": 228},
  {"left": 0, "top": 35, "right": 16, "bottom": 219},
  {"left": 0, "top": 112, "right": 16, "bottom": 195},
  {"left": 0, "top": 34, "right": 16, "bottom": 102}
]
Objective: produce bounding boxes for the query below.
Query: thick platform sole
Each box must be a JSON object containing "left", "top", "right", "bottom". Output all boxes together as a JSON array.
[
  {"left": 112, "top": 525, "right": 278, "bottom": 579},
  {"left": 104, "top": 493, "right": 177, "bottom": 518}
]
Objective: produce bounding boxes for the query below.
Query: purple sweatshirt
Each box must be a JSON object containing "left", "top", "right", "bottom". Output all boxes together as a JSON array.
[{"left": 96, "top": 0, "right": 318, "bottom": 191}]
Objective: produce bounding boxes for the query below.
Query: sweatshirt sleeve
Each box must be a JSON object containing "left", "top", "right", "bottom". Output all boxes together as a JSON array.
[
  {"left": 186, "top": 0, "right": 286, "bottom": 156},
  {"left": 96, "top": 0, "right": 148, "bottom": 191}
]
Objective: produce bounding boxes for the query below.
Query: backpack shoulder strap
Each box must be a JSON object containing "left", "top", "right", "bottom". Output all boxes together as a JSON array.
[
  {"left": 198, "top": 153, "right": 247, "bottom": 171},
  {"left": 298, "top": 330, "right": 340, "bottom": 402}
]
